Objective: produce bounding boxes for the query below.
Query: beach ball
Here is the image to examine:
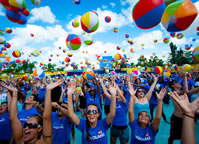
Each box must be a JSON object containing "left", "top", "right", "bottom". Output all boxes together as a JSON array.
[
  {"left": 81, "top": 11, "right": 99, "bottom": 33},
  {"left": 111, "top": 71, "right": 115, "bottom": 75},
  {"left": 82, "top": 68, "right": 95, "bottom": 80},
  {"left": 22, "top": 8, "right": 30, "bottom": 16},
  {"left": 73, "top": 0, "right": 80, "bottom": 5},
  {"left": 105, "top": 69, "right": 109, "bottom": 74},
  {"left": 5, "top": 28, "right": 12, "bottom": 34},
  {"left": 16, "top": 59, "right": 20, "bottom": 63},
  {"left": 32, "top": 50, "right": 40, "bottom": 57},
  {"left": 31, "top": 0, "right": 40, "bottom": 5},
  {"left": 163, "top": 38, "right": 170, "bottom": 44},
  {"left": 163, "top": 66, "right": 168, "bottom": 70},
  {"left": 66, "top": 34, "right": 81, "bottom": 50},
  {"left": 10, "top": 74, "right": 15, "bottom": 79},
  {"left": 114, "top": 53, "right": 122, "bottom": 60},
  {"left": 97, "top": 56, "right": 102, "bottom": 61},
  {"left": 0, "top": 36, "right": 6, "bottom": 44},
  {"left": 68, "top": 53, "right": 73, "bottom": 57},
  {"left": 132, "top": 70, "right": 140, "bottom": 79},
  {"left": 116, "top": 46, "right": 121, "bottom": 50},
  {"left": 132, "top": 0, "right": 166, "bottom": 29},
  {"left": 113, "top": 27, "right": 118, "bottom": 33},
  {"left": 9, "top": 0, "right": 27, "bottom": 11},
  {"left": 72, "top": 20, "right": 79, "bottom": 28},
  {"left": 33, "top": 68, "right": 45, "bottom": 79},
  {"left": 172, "top": 64, "right": 178, "bottom": 70},
  {"left": 76, "top": 87, "right": 81, "bottom": 93},
  {"left": 65, "top": 57, "right": 70, "bottom": 63},
  {"left": 182, "top": 64, "right": 192, "bottom": 72},
  {"left": 185, "top": 44, "right": 191, "bottom": 50},
  {"left": 0, "top": 30, "right": 5, "bottom": 35},
  {"left": 125, "top": 34, "right": 129, "bottom": 38},
  {"left": 170, "top": 32, "right": 176, "bottom": 37},
  {"left": 12, "top": 50, "right": 21, "bottom": 58},
  {"left": 176, "top": 33, "right": 184, "bottom": 39},
  {"left": 153, "top": 66, "right": 163, "bottom": 74},
  {"left": 161, "top": 0, "right": 198, "bottom": 32},
  {"left": 192, "top": 46, "right": 199, "bottom": 63},
  {"left": 130, "top": 48, "right": 134, "bottom": 53},
  {"left": 1, "top": 73, "right": 7, "bottom": 79},
  {"left": 18, "top": 13, "right": 27, "bottom": 25},
  {"left": 105, "top": 16, "right": 111, "bottom": 23},
  {"left": 163, "top": 70, "right": 171, "bottom": 78},
  {"left": 154, "top": 40, "right": 158, "bottom": 43},
  {"left": 4, "top": 43, "right": 11, "bottom": 48},
  {"left": 84, "top": 36, "right": 93, "bottom": 45},
  {"left": 127, "top": 68, "right": 132, "bottom": 74}
]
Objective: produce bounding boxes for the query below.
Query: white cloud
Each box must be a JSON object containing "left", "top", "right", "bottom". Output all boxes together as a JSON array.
[
  {"left": 29, "top": 6, "right": 56, "bottom": 24},
  {"left": 102, "top": 5, "right": 108, "bottom": 9},
  {"left": 110, "top": 3, "right": 116, "bottom": 8},
  {"left": 0, "top": 5, "right": 5, "bottom": 16}
]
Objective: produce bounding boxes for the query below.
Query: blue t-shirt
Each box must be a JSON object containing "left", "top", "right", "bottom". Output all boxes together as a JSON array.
[
  {"left": 129, "top": 120, "right": 157, "bottom": 144},
  {"left": 77, "top": 118, "right": 110, "bottom": 144},
  {"left": 38, "top": 86, "right": 46, "bottom": 102},
  {"left": 188, "top": 79, "right": 195, "bottom": 90},
  {"left": 112, "top": 101, "right": 128, "bottom": 126},
  {"left": 18, "top": 107, "right": 39, "bottom": 126},
  {"left": 52, "top": 112, "right": 73, "bottom": 144},
  {"left": 122, "top": 84, "right": 130, "bottom": 102},
  {"left": 0, "top": 112, "right": 12, "bottom": 141}
]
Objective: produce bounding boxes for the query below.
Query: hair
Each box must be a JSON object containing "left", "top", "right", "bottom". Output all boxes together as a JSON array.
[
  {"left": 135, "top": 78, "right": 141, "bottom": 84},
  {"left": 168, "top": 80, "right": 176, "bottom": 91},
  {"left": 86, "top": 104, "right": 100, "bottom": 141},
  {"left": 32, "top": 94, "right": 39, "bottom": 102},
  {"left": 30, "top": 114, "right": 43, "bottom": 139}
]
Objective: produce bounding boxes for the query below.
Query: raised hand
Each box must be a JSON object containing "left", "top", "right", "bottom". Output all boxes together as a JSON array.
[
  {"left": 171, "top": 92, "right": 199, "bottom": 115},
  {"left": 67, "top": 81, "right": 76, "bottom": 96},
  {"left": 108, "top": 82, "right": 117, "bottom": 96},
  {"left": 156, "top": 88, "right": 167, "bottom": 101},
  {"left": 46, "top": 79, "right": 64, "bottom": 90},
  {"left": 128, "top": 86, "right": 136, "bottom": 97},
  {"left": 51, "top": 102, "right": 59, "bottom": 108},
  {"left": 1, "top": 82, "right": 17, "bottom": 92}
]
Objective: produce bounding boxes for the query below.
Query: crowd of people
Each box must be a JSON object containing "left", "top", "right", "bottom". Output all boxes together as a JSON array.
[{"left": 0, "top": 71, "right": 198, "bottom": 144}]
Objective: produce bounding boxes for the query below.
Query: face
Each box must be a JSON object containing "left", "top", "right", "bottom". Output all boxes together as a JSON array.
[
  {"left": 138, "top": 112, "right": 150, "bottom": 125},
  {"left": 136, "top": 89, "right": 145, "bottom": 98},
  {"left": 23, "top": 117, "right": 42, "bottom": 142},
  {"left": 116, "top": 92, "right": 122, "bottom": 101},
  {"left": 89, "top": 88, "right": 95, "bottom": 96},
  {"left": 0, "top": 103, "right": 8, "bottom": 114},
  {"left": 173, "top": 82, "right": 182, "bottom": 89},
  {"left": 86, "top": 105, "right": 100, "bottom": 123},
  {"left": 24, "top": 96, "right": 34, "bottom": 104},
  {"left": 136, "top": 79, "right": 141, "bottom": 84}
]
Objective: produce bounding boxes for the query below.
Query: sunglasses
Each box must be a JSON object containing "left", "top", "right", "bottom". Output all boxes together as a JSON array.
[
  {"left": 23, "top": 122, "right": 41, "bottom": 129},
  {"left": 137, "top": 90, "right": 144, "bottom": 93},
  {"left": 86, "top": 109, "right": 98, "bottom": 115}
]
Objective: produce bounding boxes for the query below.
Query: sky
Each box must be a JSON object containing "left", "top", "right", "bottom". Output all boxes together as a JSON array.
[{"left": 0, "top": 0, "right": 199, "bottom": 70}]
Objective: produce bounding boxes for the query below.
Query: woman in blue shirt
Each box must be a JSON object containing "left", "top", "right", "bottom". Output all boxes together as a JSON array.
[
  {"left": 128, "top": 83, "right": 167, "bottom": 144},
  {"left": 67, "top": 80, "right": 116, "bottom": 144}
]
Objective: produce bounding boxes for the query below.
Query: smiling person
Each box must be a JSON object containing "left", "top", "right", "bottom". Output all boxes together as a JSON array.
[
  {"left": 2, "top": 79, "right": 64, "bottom": 144},
  {"left": 128, "top": 84, "right": 167, "bottom": 144},
  {"left": 68, "top": 81, "right": 116, "bottom": 144}
]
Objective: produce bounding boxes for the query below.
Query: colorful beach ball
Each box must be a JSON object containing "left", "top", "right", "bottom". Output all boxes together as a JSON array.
[
  {"left": 163, "top": 38, "right": 170, "bottom": 44},
  {"left": 0, "top": 36, "right": 6, "bottom": 44},
  {"left": 32, "top": 50, "right": 40, "bottom": 57},
  {"left": 0, "top": 30, "right": 5, "bottom": 35},
  {"left": 130, "top": 48, "right": 134, "bottom": 53},
  {"left": 116, "top": 46, "right": 121, "bottom": 50},
  {"left": 76, "top": 87, "right": 82, "bottom": 93},
  {"left": 132, "top": 70, "right": 140, "bottom": 79},
  {"left": 170, "top": 32, "right": 176, "bottom": 37},
  {"left": 176, "top": 33, "right": 184, "bottom": 39},
  {"left": 4, "top": 43, "right": 11, "bottom": 48},
  {"left": 65, "top": 57, "right": 70, "bottom": 63},
  {"left": 172, "top": 64, "right": 178, "bottom": 70},
  {"left": 31, "top": 0, "right": 40, "bottom": 5},
  {"left": 33, "top": 68, "right": 45, "bottom": 79},
  {"left": 97, "top": 56, "right": 102, "bottom": 61},
  {"left": 12, "top": 50, "right": 21, "bottom": 58},
  {"left": 72, "top": 20, "right": 79, "bottom": 28},
  {"left": 163, "top": 70, "right": 171, "bottom": 78},
  {"left": 113, "top": 27, "right": 118, "bottom": 33},
  {"left": 161, "top": 0, "right": 198, "bottom": 32},
  {"left": 182, "top": 64, "right": 192, "bottom": 72},
  {"left": 1, "top": 73, "right": 7, "bottom": 79},
  {"left": 66, "top": 34, "right": 81, "bottom": 50},
  {"left": 5, "top": 28, "right": 12, "bottom": 34},
  {"left": 125, "top": 34, "right": 129, "bottom": 38},
  {"left": 153, "top": 66, "right": 163, "bottom": 74},
  {"left": 105, "top": 16, "right": 111, "bottom": 23},
  {"left": 114, "top": 53, "right": 122, "bottom": 60},
  {"left": 82, "top": 68, "right": 95, "bottom": 80},
  {"left": 127, "top": 68, "right": 132, "bottom": 74},
  {"left": 81, "top": 11, "right": 99, "bottom": 33},
  {"left": 192, "top": 46, "right": 199, "bottom": 63},
  {"left": 132, "top": 0, "right": 166, "bottom": 29},
  {"left": 84, "top": 36, "right": 93, "bottom": 45},
  {"left": 73, "top": 0, "right": 80, "bottom": 5},
  {"left": 185, "top": 44, "right": 191, "bottom": 50},
  {"left": 68, "top": 53, "right": 73, "bottom": 57}
]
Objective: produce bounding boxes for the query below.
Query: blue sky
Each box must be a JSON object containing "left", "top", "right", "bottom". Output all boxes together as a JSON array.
[{"left": 0, "top": 0, "right": 199, "bottom": 70}]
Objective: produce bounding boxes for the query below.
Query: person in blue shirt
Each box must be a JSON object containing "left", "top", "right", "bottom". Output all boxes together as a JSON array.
[
  {"left": 38, "top": 79, "right": 47, "bottom": 104},
  {"left": 67, "top": 80, "right": 116, "bottom": 144},
  {"left": 128, "top": 84, "right": 167, "bottom": 144},
  {"left": 1, "top": 79, "right": 64, "bottom": 144}
]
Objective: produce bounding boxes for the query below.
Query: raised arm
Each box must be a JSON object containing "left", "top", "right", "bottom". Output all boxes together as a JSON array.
[
  {"left": 152, "top": 88, "right": 167, "bottom": 131},
  {"left": 67, "top": 81, "right": 80, "bottom": 126},
  {"left": 105, "top": 82, "right": 116, "bottom": 125},
  {"left": 145, "top": 74, "right": 158, "bottom": 101},
  {"left": 82, "top": 78, "right": 87, "bottom": 95},
  {"left": 128, "top": 84, "right": 136, "bottom": 123},
  {"left": 99, "top": 77, "right": 112, "bottom": 99},
  {"left": 171, "top": 92, "right": 199, "bottom": 144},
  {"left": 43, "top": 79, "right": 64, "bottom": 144},
  {"left": 1, "top": 82, "right": 24, "bottom": 144}
]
